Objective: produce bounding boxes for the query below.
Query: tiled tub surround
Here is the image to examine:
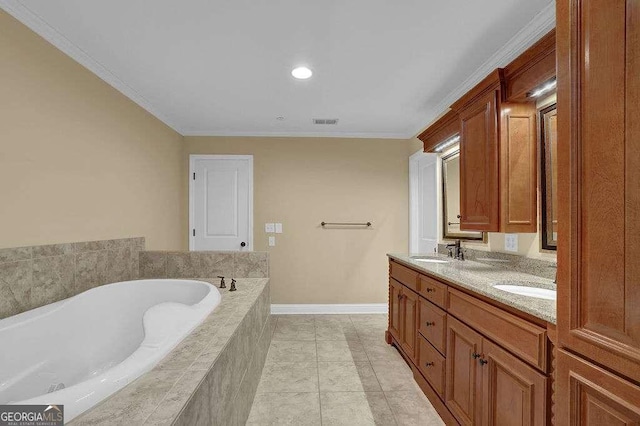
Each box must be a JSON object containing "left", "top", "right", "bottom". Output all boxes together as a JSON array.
[
  {"left": 72, "top": 278, "right": 272, "bottom": 425},
  {"left": 389, "top": 253, "right": 556, "bottom": 323},
  {"left": 139, "top": 251, "right": 269, "bottom": 280},
  {"left": 0, "top": 237, "right": 144, "bottom": 319},
  {"left": 437, "top": 243, "right": 557, "bottom": 280}
]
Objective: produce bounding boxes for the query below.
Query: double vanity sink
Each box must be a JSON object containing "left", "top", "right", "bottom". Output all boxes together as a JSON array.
[{"left": 408, "top": 255, "right": 557, "bottom": 302}]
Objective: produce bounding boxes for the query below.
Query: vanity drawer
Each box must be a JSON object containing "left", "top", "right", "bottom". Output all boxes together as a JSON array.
[
  {"left": 390, "top": 261, "right": 418, "bottom": 292},
  {"left": 418, "top": 299, "right": 447, "bottom": 355},
  {"left": 418, "top": 335, "right": 446, "bottom": 399},
  {"left": 448, "top": 288, "right": 548, "bottom": 372},
  {"left": 418, "top": 274, "right": 448, "bottom": 308}
]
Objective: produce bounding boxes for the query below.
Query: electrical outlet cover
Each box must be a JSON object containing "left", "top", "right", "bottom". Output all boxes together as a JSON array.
[
  {"left": 268, "top": 236, "right": 276, "bottom": 247},
  {"left": 265, "top": 223, "right": 275, "bottom": 233},
  {"left": 275, "top": 223, "right": 283, "bottom": 233},
  {"left": 505, "top": 234, "right": 518, "bottom": 252}
]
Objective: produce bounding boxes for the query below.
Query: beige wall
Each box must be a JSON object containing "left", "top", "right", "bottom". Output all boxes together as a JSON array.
[
  {"left": 184, "top": 137, "right": 410, "bottom": 304},
  {"left": 0, "top": 10, "right": 185, "bottom": 250}
]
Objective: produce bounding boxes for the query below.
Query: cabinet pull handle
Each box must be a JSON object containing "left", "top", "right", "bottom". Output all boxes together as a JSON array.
[
  {"left": 479, "top": 359, "right": 488, "bottom": 366},
  {"left": 472, "top": 352, "right": 481, "bottom": 359},
  {"left": 424, "top": 362, "right": 435, "bottom": 367},
  {"left": 425, "top": 322, "right": 435, "bottom": 327},
  {"left": 397, "top": 293, "right": 403, "bottom": 300},
  {"left": 425, "top": 288, "right": 435, "bottom": 293}
]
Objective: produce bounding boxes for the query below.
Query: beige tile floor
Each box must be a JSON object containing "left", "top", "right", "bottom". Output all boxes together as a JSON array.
[{"left": 246, "top": 314, "right": 445, "bottom": 426}]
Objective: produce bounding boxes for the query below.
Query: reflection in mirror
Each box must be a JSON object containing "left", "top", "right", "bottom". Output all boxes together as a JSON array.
[
  {"left": 540, "top": 104, "right": 558, "bottom": 250},
  {"left": 442, "top": 148, "right": 484, "bottom": 241}
]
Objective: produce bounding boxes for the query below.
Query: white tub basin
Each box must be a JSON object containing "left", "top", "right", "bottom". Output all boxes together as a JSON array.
[
  {"left": 0, "top": 279, "right": 220, "bottom": 421},
  {"left": 493, "top": 284, "right": 556, "bottom": 300}
]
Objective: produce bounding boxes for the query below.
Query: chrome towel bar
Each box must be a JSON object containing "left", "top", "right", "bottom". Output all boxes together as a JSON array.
[{"left": 321, "top": 222, "right": 372, "bottom": 227}]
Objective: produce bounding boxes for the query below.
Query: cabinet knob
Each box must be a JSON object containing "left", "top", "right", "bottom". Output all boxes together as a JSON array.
[
  {"left": 397, "top": 293, "right": 402, "bottom": 300},
  {"left": 425, "top": 321, "right": 435, "bottom": 327},
  {"left": 425, "top": 288, "right": 435, "bottom": 293},
  {"left": 424, "top": 362, "right": 435, "bottom": 367},
  {"left": 479, "top": 359, "right": 488, "bottom": 366},
  {"left": 472, "top": 352, "right": 481, "bottom": 359}
]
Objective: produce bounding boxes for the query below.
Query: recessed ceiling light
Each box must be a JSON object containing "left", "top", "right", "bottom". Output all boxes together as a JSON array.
[
  {"left": 291, "top": 66, "right": 313, "bottom": 80},
  {"left": 276, "top": 116, "right": 285, "bottom": 121}
]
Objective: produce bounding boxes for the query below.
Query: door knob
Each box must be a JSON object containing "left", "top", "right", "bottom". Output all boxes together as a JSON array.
[{"left": 240, "top": 242, "right": 246, "bottom": 247}]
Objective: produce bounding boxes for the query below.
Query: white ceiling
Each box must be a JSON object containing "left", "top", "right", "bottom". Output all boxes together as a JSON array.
[{"left": 2, "top": 0, "right": 554, "bottom": 138}]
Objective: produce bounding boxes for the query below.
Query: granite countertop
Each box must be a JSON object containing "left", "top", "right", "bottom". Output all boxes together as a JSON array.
[{"left": 388, "top": 253, "right": 556, "bottom": 324}]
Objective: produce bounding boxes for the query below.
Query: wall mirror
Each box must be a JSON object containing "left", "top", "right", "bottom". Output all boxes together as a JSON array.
[
  {"left": 540, "top": 104, "right": 558, "bottom": 250},
  {"left": 442, "top": 149, "right": 484, "bottom": 241}
]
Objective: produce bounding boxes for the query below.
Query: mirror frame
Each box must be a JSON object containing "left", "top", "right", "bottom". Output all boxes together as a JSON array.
[
  {"left": 539, "top": 103, "right": 558, "bottom": 250},
  {"left": 441, "top": 149, "right": 485, "bottom": 241}
]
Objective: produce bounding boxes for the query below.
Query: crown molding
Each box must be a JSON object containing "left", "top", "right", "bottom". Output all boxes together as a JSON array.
[
  {"left": 0, "top": 0, "right": 185, "bottom": 134},
  {"left": 410, "top": 1, "right": 556, "bottom": 137},
  {"left": 182, "top": 129, "right": 412, "bottom": 139}
]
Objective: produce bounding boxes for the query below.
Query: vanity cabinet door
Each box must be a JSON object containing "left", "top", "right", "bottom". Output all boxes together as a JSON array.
[
  {"left": 480, "top": 339, "right": 547, "bottom": 426},
  {"left": 389, "top": 279, "right": 402, "bottom": 341},
  {"left": 459, "top": 88, "right": 501, "bottom": 232},
  {"left": 446, "top": 316, "right": 483, "bottom": 426},
  {"left": 557, "top": 0, "right": 640, "bottom": 384},
  {"left": 400, "top": 289, "right": 418, "bottom": 361}
]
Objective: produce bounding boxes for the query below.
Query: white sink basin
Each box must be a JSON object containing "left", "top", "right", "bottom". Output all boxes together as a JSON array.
[
  {"left": 493, "top": 284, "right": 556, "bottom": 301},
  {"left": 410, "top": 256, "right": 449, "bottom": 264}
]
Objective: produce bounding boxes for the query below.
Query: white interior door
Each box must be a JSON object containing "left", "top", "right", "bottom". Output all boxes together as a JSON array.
[
  {"left": 409, "top": 151, "right": 438, "bottom": 254},
  {"left": 190, "top": 155, "right": 253, "bottom": 251}
]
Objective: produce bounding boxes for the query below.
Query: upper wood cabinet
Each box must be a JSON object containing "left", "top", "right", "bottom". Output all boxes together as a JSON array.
[
  {"left": 500, "top": 102, "right": 538, "bottom": 233},
  {"left": 503, "top": 30, "right": 556, "bottom": 103},
  {"left": 418, "top": 109, "right": 460, "bottom": 153},
  {"left": 556, "top": 0, "right": 640, "bottom": 385},
  {"left": 452, "top": 71, "right": 503, "bottom": 232}
]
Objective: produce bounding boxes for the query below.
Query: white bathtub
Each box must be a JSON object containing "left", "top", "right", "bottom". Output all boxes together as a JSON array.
[{"left": 0, "top": 279, "right": 220, "bottom": 422}]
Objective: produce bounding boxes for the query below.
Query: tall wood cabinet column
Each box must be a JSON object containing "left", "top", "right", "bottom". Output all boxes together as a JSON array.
[{"left": 556, "top": 0, "right": 640, "bottom": 423}]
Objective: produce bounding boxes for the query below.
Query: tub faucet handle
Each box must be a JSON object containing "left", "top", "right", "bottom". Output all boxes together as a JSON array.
[
  {"left": 229, "top": 279, "right": 237, "bottom": 292},
  {"left": 217, "top": 276, "right": 226, "bottom": 289}
]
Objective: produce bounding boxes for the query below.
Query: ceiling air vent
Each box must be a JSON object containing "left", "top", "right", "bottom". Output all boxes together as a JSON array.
[{"left": 313, "top": 118, "right": 339, "bottom": 125}]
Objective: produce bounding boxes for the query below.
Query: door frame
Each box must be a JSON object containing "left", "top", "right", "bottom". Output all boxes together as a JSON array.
[
  {"left": 189, "top": 154, "right": 254, "bottom": 251},
  {"left": 409, "top": 149, "right": 440, "bottom": 253}
]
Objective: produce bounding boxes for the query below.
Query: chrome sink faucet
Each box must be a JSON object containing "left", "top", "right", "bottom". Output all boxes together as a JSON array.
[{"left": 446, "top": 240, "right": 465, "bottom": 261}]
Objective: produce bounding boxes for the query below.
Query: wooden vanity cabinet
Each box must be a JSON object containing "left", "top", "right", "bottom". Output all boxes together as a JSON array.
[
  {"left": 555, "top": 0, "right": 640, "bottom": 423},
  {"left": 387, "top": 259, "right": 553, "bottom": 425}
]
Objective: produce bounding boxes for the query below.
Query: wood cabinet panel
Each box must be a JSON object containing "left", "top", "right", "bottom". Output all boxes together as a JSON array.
[
  {"left": 500, "top": 102, "right": 537, "bottom": 233},
  {"left": 503, "top": 29, "right": 556, "bottom": 103},
  {"left": 401, "top": 288, "right": 418, "bottom": 361},
  {"left": 556, "top": 350, "right": 640, "bottom": 425},
  {"left": 418, "top": 109, "right": 461, "bottom": 153},
  {"left": 389, "top": 279, "right": 402, "bottom": 341},
  {"left": 448, "top": 288, "right": 548, "bottom": 372},
  {"left": 418, "top": 335, "right": 446, "bottom": 399},
  {"left": 481, "top": 339, "right": 547, "bottom": 426},
  {"left": 446, "top": 316, "right": 483, "bottom": 426},
  {"left": 459, "top": 89, "right": 501, "bottom": 232},
  {"left": 557, "top": 0, "right": 640, "bottom": 384},
  {"left": 418, "top": 274, "right": 448, "bottom": 308},
  {"left": 390, "top": 261, "right": 419, "bottom": 292},
  {"left": 418, "top": 298, "right": 447, "bottom": 355}
]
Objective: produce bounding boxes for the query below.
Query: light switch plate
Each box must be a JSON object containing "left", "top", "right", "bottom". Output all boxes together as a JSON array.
[
  {"left": 505, "top": 234, "right": 518, "bottom": 252},
  {"left": 275, "top": 223, "right": 283, "bottom": 234},
  {"left": 265, "top": 223, "right": 275, "bottom": 233},
  {"left": 268, "top": 236, "right": 276, "bottom": 247}
]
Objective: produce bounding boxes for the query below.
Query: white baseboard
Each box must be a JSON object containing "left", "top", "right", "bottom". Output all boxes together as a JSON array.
[{"left": 271, "top": 304, "right": 388, "bottom": 315}]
